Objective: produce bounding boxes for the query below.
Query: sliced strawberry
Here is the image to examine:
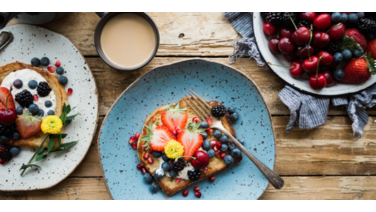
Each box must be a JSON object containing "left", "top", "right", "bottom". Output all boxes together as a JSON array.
[
  {"left": 177, "top": 122, "right": 205, "bottom": 160},
  {"left": 0, "top": 87, "right": 15, "bottom": 110},
  {"left": 161, "top": 103, "right": 188, "bottom": 132},
  {"left": 16, "top": 112, "right": 42, "bottom": 139},
  {"left": 141, "top": 122, "right": 174, "bottom": 151}
]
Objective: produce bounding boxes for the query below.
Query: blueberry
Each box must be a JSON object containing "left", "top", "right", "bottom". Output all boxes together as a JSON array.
[
  {"left": 340, "top": 13, "right": 348, "bottom": 23},
  {"left": 230, "top": 112, "right": 239, "bottom": 121},
  {"left": 162, "top": 153, "right": 170, "bottom": 162},
  {"left": 13, "top": 79, "right": 23, "bottom": 89},
  {"left": 348, "top": 13, "right": 358, "bottom": 25},
  {"left": 357, "top": 12, "right": 365, "bottom": 19},
  {"left": 227, "top": 106, "right": 235, "bottom": 114},
  {"left": 201, "top": 139, "right": 211, "bottom": 151},
  {"left": 31, "top": 57, "right": 41, "bottom": 67},
  {"left": 353, "top": 49, "right": 364, "bottom": 58},
  {"left": 143, "top": 172, "right": 153, "bottom": 184},
  {"left": 36, "top": 109, "right": 44, "bottom": 116},
  {"left": 231, "top": 148, "right": 242, "bottom": 158},
  {"left": 224, "top": 155, "right": 234, "bottom": 166},
  {"left": 199, "top": 121, "right": 208, "bottom": 129},
  {"left": 58, "top": 76, "right": 68, "bottom": 85},
  {"left": 162, "top": 162, "right": 171, "bottom": 172},
  {"left": 12, "top": 131, "right": 21, "bottom": 140},
  {"left": 333, "top": 52, "right": 343, "bottom": 63},
  {"left": 0, "top": 135, "right": 9, "bottom": 143},
  {"left": 28, "top": 80, "right": 38, "bottom": 89},
  {"left": 331, "top": 12, "right": 341, "bottom": 23},
  {"left": 10, "top": 147, "right": 20, "bottom": 156},
  {"left": 45, "top": 100, "right": 52, "bottom": 108},
  {"left": 206, "top": 149, "right": 215, "bottom": 158},
  {"left": 213, "top": 130, "right": 222, "bottom": 138},
  {"left": 239, "top": 139, "right": 245, "bottom": 145},
  {"left": 16, "top": 106, "right": 24, "bottom": 115},
  {"left": 342, "top": 49, "right": 352, "bottom": 60},
  {"left": 200, "top": 131, "right": 208, "bottom": 140},
  {"left": 149, "top": 181, "right": 160, "bottom": 193},
  {"left": 56, "top": 67, "right": 64, "bottom": 75},
  {"left": 221, "top": 144, "right": 228, "bottom": 152},
  {"left": 28, "top": 103, "right": 39, "bottom": 115},
  {"left": 40, "top": 57, "right": 50, "bottom": 66},
  {"left": 47, "top": 110, "right": 55, "bottom": 115},
  {"left": 152, "top": 151, "right": 162, "bottom": 158},
  {"left": 154, "top": 168, "right": 164, "bottom": 180},
  {"left": 333, "top": 69, "right": 345, "bottom": 81},
  {"left": 220, "top": 135, "right": 228, "bottom": 143},
  {"left": 228, "top": 142, "right": 236, "bottom": 150},
  {"left": 169, "top": 170, "right": 178, "bottom": 178}
]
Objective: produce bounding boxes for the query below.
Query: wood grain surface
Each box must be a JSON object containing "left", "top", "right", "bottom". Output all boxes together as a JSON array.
[{"left": 2, "top": 12, "right": 376, "bottom": 200}]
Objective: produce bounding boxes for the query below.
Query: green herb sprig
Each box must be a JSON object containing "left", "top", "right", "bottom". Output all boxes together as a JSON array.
[{"left": 20, "top": 103, "right": 79, "bottom": 176}]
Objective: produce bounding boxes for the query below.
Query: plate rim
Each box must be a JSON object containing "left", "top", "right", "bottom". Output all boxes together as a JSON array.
[
  {"left": 97, "top": 58, "right": 277, "bottom": 200},
  {"left": 0, "top": 24, "right": 99, "bottom": 192},
  {"left": 253, "top": 12, "right": 376, "bottom": 97}
]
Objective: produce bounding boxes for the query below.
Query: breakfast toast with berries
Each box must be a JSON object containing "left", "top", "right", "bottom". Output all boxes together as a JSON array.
[
  {"left": 137, "top": 97, "right": 242, "bottom": 196},
  {"left": 0, "top": 62, "right": 68, "bottom": 147}
]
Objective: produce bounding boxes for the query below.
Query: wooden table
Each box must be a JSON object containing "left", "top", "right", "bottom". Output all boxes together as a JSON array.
[{"left": 1, "top": 12, "right": 376, "bottom": 200}]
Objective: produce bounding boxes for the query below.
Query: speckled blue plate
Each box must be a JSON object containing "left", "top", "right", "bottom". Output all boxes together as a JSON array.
[{"left": 98, "top": 59, "right": 276, "bottom": 200}]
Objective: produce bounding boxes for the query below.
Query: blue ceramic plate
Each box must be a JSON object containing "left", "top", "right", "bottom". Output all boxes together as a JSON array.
[{"left": 98, "top": 59, "right": 275, "bottom": 200}]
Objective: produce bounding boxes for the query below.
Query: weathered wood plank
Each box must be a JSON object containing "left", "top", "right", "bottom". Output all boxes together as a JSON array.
[
  {"left": 1, "top": 176, "right": 375, "bottom": 200},
  {"left": 7, "top": 12, "right": 240, "bottom": 56}
]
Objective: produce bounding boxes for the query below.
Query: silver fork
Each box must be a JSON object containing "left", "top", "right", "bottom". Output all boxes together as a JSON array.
[{"left": 183, "top": 89, "right": 284, "bottom": 189}]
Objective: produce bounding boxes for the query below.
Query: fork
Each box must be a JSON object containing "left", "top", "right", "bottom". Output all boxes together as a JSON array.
[{"left": 183, "top": 89, "right": 284, "bottom": 189}]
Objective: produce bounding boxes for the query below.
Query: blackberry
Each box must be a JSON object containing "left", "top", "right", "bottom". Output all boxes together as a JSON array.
[
  {"left": 365, "top": 12, "right": 376, "bottom": 21},
  {"left": 281, "top": 12, "right": 297, "bottom": 28},
  {"left": 297, "top": 20, "right": 311, "bottom": 29},
  {"left": 266, "top": 12, "right": 283, "bottom": 26},
  {"left": 37, "top": 82, "right": 51, "bottom": 97},
  {"left": 187, "top": 169, "right": 201, "bottom": 181},
  {"left": 15, "top": 90, "right": 33, "bottom": 108},
  {"left": 0, "top": 144, "right": 12, "bottom": 162},
  {"left": 358, "top": 18, "right": 376, "bottom": 34},
  {"left": 324, "top": 41, "right": 341, "bottom": 55},
  {"left": 172, "top": 158, "right": 186, "bottom": 171},
  {"left": 0, "top": 123, "right": 17, "bottom": 136},
  {"left": 211, "top": 105, "right": 226, "bottom": 117}
]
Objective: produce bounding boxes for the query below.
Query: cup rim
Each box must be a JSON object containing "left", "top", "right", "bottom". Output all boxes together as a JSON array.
[{"left": 94, "top": 12, "right": 160, "bottom": 71}]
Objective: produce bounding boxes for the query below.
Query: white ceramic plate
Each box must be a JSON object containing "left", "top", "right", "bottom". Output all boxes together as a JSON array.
[
  {"left": 253, "top": 12, "right": 376, "bottom": 96},
  {"left": 0, "top": 24, "right": 98, "bottom": 191}
]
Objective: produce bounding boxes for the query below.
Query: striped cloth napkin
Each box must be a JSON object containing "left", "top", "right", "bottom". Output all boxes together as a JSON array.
[{"left": 224, "top": 12, "right": 376, "bottom": 138}]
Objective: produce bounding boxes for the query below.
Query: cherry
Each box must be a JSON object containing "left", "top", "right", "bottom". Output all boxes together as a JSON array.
[
  {"left": 313, "top": 14, "right": 332, "bottom": 31},
  {"left": 308, "top": 56, "right": 327, "bottom": 90},
  {"left": 284, "top": 51, "right": 299, "bottom": 61},
  {"left": 191, "top": 151, "right": 210, "bottom": 169},
  {"left": 312, "top": 32, "right": 330, "bottom": 48},
  {"left": 280, "top": 27, "right": 294, "bottom": 39},
  {"left": 302, "top": 56, "right": 320, "bottom": 74},
  {"left": 278, "top": 37, "right": 295, "bottom": 54},
  {"left": 182, "top": 190, "right": 188, "bottom": 197},
  {"left": 289, "top": 61, "right": 304, "bottom": 78},
  {"left": 328, "top": 23, "right": 346, "bottom": 40},
  {"left": 322, "top": 71, "right": 335, "bottom": 87},
  {"left": 269, "top": 37, "right": 280, "bottom": 54},
  {"left": 317, "top": 51, "right": 334, "bottom": 66},
  {"left": 0, "top": 88, "right": 17, "bottom": 125},
  {"left": 300, "top": 12, "right": 316, "bottom": 22},
  {"left": 292, "top": 26, "right": 311, "bottom": 46},
  {"left": 295, "top": 45, "right": 314, "bottom": 59},
  {"left": 263, "top": 21, "right": 277, "bottom": 36}
]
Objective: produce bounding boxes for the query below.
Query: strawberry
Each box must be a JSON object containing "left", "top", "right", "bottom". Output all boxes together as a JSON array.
[
  {"left": 177, "top": 122, "right": 205, "bottom": 161},
  {"left": 367, "top": 38, "right": 376, "bottom": 59},
  {"left": 340, "top": 53, "right": 376, "bottom": 84},
  {"left": 0, "top": 87, "right": 15, "bottom": 110},
  {"left": 15, "top": 111, "right": 42, "bottom": 139},
  {"left": 161, "top": 103, "right": 188, "bottom": 132},
  {"left": 345, "top": 29, "right": 368, "bottom": 51},
  {"left": 140, "top": 121, "right": 174, "bottom": 151}
]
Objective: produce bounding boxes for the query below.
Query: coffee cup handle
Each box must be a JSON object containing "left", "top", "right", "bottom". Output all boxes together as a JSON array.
[{"left": 95, "top": 12, "right": 107, "bottom": 18}]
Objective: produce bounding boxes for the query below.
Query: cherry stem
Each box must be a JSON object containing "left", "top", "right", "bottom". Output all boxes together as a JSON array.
[
  {"left": 307, "top": 27, "right": 313, "bottom": 61},
  {"left": 325, "top": 23, "right": 342, "bottom": 34},
  {"left": 5, "top": 87, "right": 12, "bottom": 110},
  {"left": 316, "top": 56, "right": 324, "bottom": 78},
  {"left": 287, "top": 12, "right": 297, "bottom": 30},
  {"left": 267, "top": 62, "right": 293, "bottom": 69}
]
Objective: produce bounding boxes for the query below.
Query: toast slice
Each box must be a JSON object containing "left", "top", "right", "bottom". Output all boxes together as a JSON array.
[
  {"left": 0, "top": 62, "right": 69, "bottom": 147},
  {"left": 137, "top": 97, "right": 242, "bottom": 196}
]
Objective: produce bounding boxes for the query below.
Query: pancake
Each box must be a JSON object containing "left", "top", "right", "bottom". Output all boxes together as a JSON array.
[
  {"left": 0, "top": 62, "right": 69, "bottom": 147},
  {"left": 137, "top": 97, "right": 242, "bottom": 196}
]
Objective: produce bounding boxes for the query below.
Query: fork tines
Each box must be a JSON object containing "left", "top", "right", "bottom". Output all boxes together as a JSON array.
[{"left": 183, "top": 90, "right": 212, "bottom": 121}]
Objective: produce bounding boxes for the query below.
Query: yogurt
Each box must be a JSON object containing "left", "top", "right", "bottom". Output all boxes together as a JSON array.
[{"left": 1, "top": 69, "right": 56, "bottom": 117}]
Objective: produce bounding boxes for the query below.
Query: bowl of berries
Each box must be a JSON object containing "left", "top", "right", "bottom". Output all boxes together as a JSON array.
[{"left": 254, "top": 12, "right": 376, "bottom": 96}]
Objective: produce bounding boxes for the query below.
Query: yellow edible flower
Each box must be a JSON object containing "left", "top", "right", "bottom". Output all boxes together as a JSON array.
[
  {"left": 164, "top": 139, "right": 184, "bottom": 159},
  {"left": 41, "top": 115, "right": 63, "bottom": 134}
]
